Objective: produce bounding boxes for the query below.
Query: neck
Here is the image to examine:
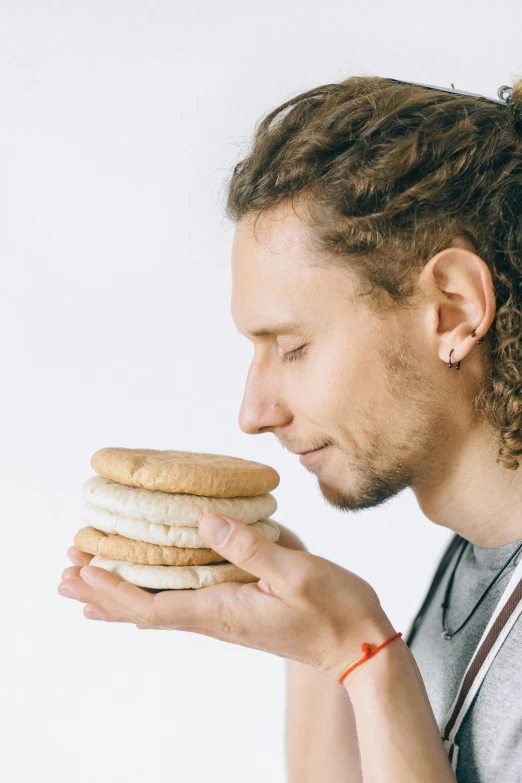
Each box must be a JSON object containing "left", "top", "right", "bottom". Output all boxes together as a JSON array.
[{"left": 412, "top": 426, "right": 522, "bottom": 548}]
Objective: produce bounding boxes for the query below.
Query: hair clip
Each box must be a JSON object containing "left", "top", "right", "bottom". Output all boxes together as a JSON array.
[{"left": 388, "top": 78, "right": 521, "bottom": 112}]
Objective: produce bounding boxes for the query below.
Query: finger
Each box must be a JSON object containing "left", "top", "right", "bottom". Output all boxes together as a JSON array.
[
  {"left": 78, "top": 565, "right": 209, "bottom": 628},
  {"left": 67, "top": 547, "right": 94, "bottom": 567},
  {"left": 69, "top": 566, "right": 157, "bottom": 624},
  {"left": 59, "top": 564, "right": 207, "bottom": 630},
  {"left": 198, "top": 514, "right": 306, "bottom": 590},
  {"left": 62, "top": 565, "right": 84, "bottom": 581},
  {"left": 84, "top": 603, "right": 133, "bottom": 623},
  {"left": 58, "top": 573, "right": 109, "bottom": 608}
]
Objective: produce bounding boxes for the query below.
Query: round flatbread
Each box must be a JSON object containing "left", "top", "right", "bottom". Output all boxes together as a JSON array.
[
  {"left": 81, "top": 475, "right": 277, "bottom": 526},
  {"left": 82, "top": 503, "right": 281, "bottom": 548},
  {"left": 74, "top": 526, "right": 228, "bottom": 566},
  {"left": 90, "top": 447, "right": 280, "bottom": 497},
  {"left": 89, "top": 556, "right": 260, "bottom": 589}
]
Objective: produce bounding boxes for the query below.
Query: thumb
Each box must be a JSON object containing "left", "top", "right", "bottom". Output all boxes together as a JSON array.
[{"left": 198, "top": 514, "right": 299, "bottom": 590}]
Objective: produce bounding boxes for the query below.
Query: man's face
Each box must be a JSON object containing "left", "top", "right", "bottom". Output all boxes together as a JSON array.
[{"left": 231, "top": 202, "right": 448, "bottom": 513}]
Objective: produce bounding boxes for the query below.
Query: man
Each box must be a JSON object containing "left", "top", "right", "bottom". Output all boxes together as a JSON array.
[{"left": 59, "top": 76, "right": 522, "bottom": 781}]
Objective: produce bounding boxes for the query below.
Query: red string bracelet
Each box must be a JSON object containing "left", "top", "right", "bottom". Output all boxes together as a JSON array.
[{"left": 337, "top": 631, "right": 403, "bottom": 685}]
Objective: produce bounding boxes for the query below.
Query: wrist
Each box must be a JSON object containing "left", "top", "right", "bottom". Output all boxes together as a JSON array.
[
  {"left": 327, "top": 612, "right": 401, "bottom": 687},
  {"left": 322, "top": 612, "right": 396, "bottom": 685},
  {"left": 342, "top": 619, "right": 413, "bottom": 701}
]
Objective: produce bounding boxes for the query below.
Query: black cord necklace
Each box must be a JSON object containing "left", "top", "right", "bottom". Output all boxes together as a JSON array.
[{"left": 441, "top": 536, "right": 522, "bottom": 640}]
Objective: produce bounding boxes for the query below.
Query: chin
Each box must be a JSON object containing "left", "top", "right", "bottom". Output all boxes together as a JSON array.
[
  {"left": 317, "top": 476, "right": 399, "bottom": 513},
  {"left": 318, "top": 479, "right": 355, "bottom": 510}
]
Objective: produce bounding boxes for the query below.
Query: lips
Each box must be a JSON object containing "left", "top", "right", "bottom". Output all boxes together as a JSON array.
[
  {"left": 297, "top": 444, "right": 328, "bottom": 455},
  {"left": 298, "top": 445, "right": 328, "bottom": 466}
]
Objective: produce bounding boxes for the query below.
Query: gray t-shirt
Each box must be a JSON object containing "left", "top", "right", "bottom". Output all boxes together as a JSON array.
[{"left": 408, "top": 534, "right": 522, "bottom": 783}]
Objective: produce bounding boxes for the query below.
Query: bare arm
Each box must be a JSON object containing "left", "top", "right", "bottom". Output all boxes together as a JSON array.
[
  {"left": 276, "top": 525, "right": 363, "bottom": 783},
  {"left": 342, "top": 616, "right": 457, "bottom": 783},
  {"left": 278, "top": 525, "right": 454, "bottom": 782},
  {"left": 285, "top": 659, "right": 363, "bottom": 783}
]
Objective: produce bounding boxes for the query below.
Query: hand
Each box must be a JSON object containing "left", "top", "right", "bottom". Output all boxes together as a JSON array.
[
  {"left": 58, "top": 516, "right": 394, "bottom": 679},
  {"left": 62, "top": 523, "right": 307, "bottom": 598},
  {"left": 61, "top": 522, "right": 307, "bottom": 613}
]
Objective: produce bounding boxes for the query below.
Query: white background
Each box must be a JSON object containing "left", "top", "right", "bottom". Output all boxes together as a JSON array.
[{"left": 1, "top": 2, "right": 521, "bottom": 781}]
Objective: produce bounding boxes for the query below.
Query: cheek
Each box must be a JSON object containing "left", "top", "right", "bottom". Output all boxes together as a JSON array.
[
  {"left": 302, "top": 338, "right": 382, "bottom": 420},
  {"left": 296, "top": 350, "right": 356, "bottom": 421}
]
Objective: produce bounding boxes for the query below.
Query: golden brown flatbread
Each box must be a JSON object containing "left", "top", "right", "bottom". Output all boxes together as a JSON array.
[
  {"left": 74, "top": 526, "right": 227, "bottom": 566},
  {"left": 90, "top": 447, "right": 280, "bottom": 497}
]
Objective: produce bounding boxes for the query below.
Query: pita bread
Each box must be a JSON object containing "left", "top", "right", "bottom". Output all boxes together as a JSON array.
[
  {"left": 74, "top": 526, "right": 228, "bottom": 566},
  {"left": 89, "top": 555, "right": 260, "bottom": 589},
  {"left": 82, "top": 503, "right": 281, "bottom": 548},
  {"left": 90, "top": 447, "right": 280, "bottom": 497},
  {"left": 81, "top": 475, "right": 277, "bottom": 526}
]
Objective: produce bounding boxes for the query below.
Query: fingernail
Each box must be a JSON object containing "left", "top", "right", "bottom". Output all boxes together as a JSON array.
[
  {"left": 80, "top": 567, "right": 96, "bottom": 585},
  {"left": 58, "top": 584, "right": 73, "bottom": 597},
  {"left": 200, "top": 515, "right": 231, "bottom": 544}
]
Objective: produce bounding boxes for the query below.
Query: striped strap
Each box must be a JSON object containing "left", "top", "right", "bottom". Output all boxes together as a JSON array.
[{"left": 440, "top": 553, "right": 522, "bottom": 772}]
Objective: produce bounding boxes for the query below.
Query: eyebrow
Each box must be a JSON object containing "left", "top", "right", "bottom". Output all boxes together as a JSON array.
[{"left": 235, "top": 321, "right": 302, "bottom": 338}]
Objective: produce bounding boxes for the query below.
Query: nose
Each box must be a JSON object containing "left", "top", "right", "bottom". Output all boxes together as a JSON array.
[{"left": 238, "top": 361, "right": 290, "bottom": 434}]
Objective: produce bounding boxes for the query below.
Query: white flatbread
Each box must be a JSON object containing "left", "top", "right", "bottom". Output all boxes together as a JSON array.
[
  {"left": 82, "top": 475, "right": 277, "bottom": 526},
  {"left": 83, "top": 503, "right": 281, "bottom": 548},
  {"left": 90, "top": 556, "right": 260, "bottom": 589}
]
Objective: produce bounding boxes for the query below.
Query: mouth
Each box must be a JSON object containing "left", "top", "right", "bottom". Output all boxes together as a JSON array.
[{"left": 298, "top": 445, "right": 329, "bottom": 466}]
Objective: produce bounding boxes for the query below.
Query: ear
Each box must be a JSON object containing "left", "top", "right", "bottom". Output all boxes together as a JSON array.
[{"left": 419, "top": 247, "right": 496, "bottom": 366}]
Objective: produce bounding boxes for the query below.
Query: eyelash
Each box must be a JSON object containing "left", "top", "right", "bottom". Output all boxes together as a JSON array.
[{"left": 281, "top": 345, "right": 306, "bottom": 363}]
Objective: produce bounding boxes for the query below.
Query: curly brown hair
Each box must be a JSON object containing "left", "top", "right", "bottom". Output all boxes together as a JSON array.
[{"left": 223, "top": 75, "right": 522, "bottom": 470}]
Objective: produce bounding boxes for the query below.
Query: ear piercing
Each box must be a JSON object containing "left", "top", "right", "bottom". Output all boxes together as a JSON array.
[
  {"left": 470, "top": 330, "right": 484, "bottom": 344},
  {"left": 448, "top": 330, "right": 484, "bottom": 369},
  {"left": 448, "top": 349, "right": 461, "bottom": 370}
]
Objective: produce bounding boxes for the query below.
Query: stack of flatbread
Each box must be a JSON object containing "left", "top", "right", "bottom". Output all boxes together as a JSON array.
[{"left": 74, "top": 447, "right": 281, "bottom": 591}]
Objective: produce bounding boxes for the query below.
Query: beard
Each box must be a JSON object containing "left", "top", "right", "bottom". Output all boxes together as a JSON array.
[
  {"left": 317, "top": 449, "right": 416, "bottom": 511},
  {"left": 316, "top": 339, "right": 449, "bottom": 513}
]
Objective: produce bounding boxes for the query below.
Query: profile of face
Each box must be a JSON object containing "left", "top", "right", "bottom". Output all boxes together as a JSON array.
[{"left": 231, "top": 201, "right": 487, "bottom": 514}]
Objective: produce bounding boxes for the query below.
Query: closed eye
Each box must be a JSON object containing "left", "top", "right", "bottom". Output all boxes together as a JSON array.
[{"left": 281, "top": 345, "right": 306, "bottom": 363}]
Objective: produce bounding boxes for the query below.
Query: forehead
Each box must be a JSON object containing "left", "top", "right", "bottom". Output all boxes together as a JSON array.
[
  {"left": 231, "top": 205, "right": 350, "bottom": 335},
  {"left": 232, "top": 205, "right": 314, "bottom": 275}
]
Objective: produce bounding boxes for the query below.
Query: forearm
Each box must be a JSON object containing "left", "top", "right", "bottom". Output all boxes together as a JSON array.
[
  {"left": 342, "top": 616, "right": 456, "bottom": 783},
  {"left": 285, "top": 658, "right": 362, "bottom": 783}
]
